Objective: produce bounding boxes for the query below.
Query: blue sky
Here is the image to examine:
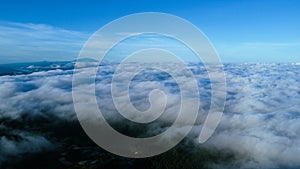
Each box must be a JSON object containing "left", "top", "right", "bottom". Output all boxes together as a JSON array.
[{"left": 0, "top": 0, "right": 299, "bottom": 63}]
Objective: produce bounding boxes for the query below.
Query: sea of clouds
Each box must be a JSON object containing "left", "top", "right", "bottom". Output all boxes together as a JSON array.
[{"left": 0, "top": 62, "right": 300, "bottom": 168}]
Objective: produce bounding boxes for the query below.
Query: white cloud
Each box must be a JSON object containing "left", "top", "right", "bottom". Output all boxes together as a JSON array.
[
  {"left": 0, "top": 21, "right": 89, "bottom": 63},
  {"left": 0, "top": 62, "right": 300, "bottom": 168}
]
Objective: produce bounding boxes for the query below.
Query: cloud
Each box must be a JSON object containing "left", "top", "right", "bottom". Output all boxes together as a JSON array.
[
  {"left": 0, "top": 21, "right": 89, "bottom": 63},
  {"left": 0, "top": 22, "right": 203, "bottom": 64},
  {"left": 0, "top": 131, "right": 55, "bottom": 164},
  {"left": 203, "top": 63, "right": 300, "bottom": 168},
  {"left": 0, "top": 68, "right": 75, "bottom": 167},
  {"left": 0, "top": 62, "right": 300, "bottom": 168}
]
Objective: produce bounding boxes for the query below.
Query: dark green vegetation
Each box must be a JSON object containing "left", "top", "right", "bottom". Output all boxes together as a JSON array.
[{"left": 0, "top": 113, "right": 235, "bottom": 169}]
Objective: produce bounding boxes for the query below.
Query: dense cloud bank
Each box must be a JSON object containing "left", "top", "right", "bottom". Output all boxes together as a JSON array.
[{"left": 0, "top": 62, "right": 300, "bottom": 168}]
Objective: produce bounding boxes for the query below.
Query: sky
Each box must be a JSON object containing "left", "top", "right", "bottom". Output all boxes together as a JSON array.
[{"left": 0, "top": 0, "right": 300, "bottom": 63}]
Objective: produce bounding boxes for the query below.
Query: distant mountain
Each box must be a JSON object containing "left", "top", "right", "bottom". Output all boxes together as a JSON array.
[
  {"left": 0, "top": 66, "right": 18, "bottom": 76},
  {"left": 75, "top": 58, "right": 98, "bottom": 62},
  {"left": 0, "top": 61, "right": 74, "bottom": 76},
  {"left": 0, "top": 58, "right": 102, "bottom": 76}
]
